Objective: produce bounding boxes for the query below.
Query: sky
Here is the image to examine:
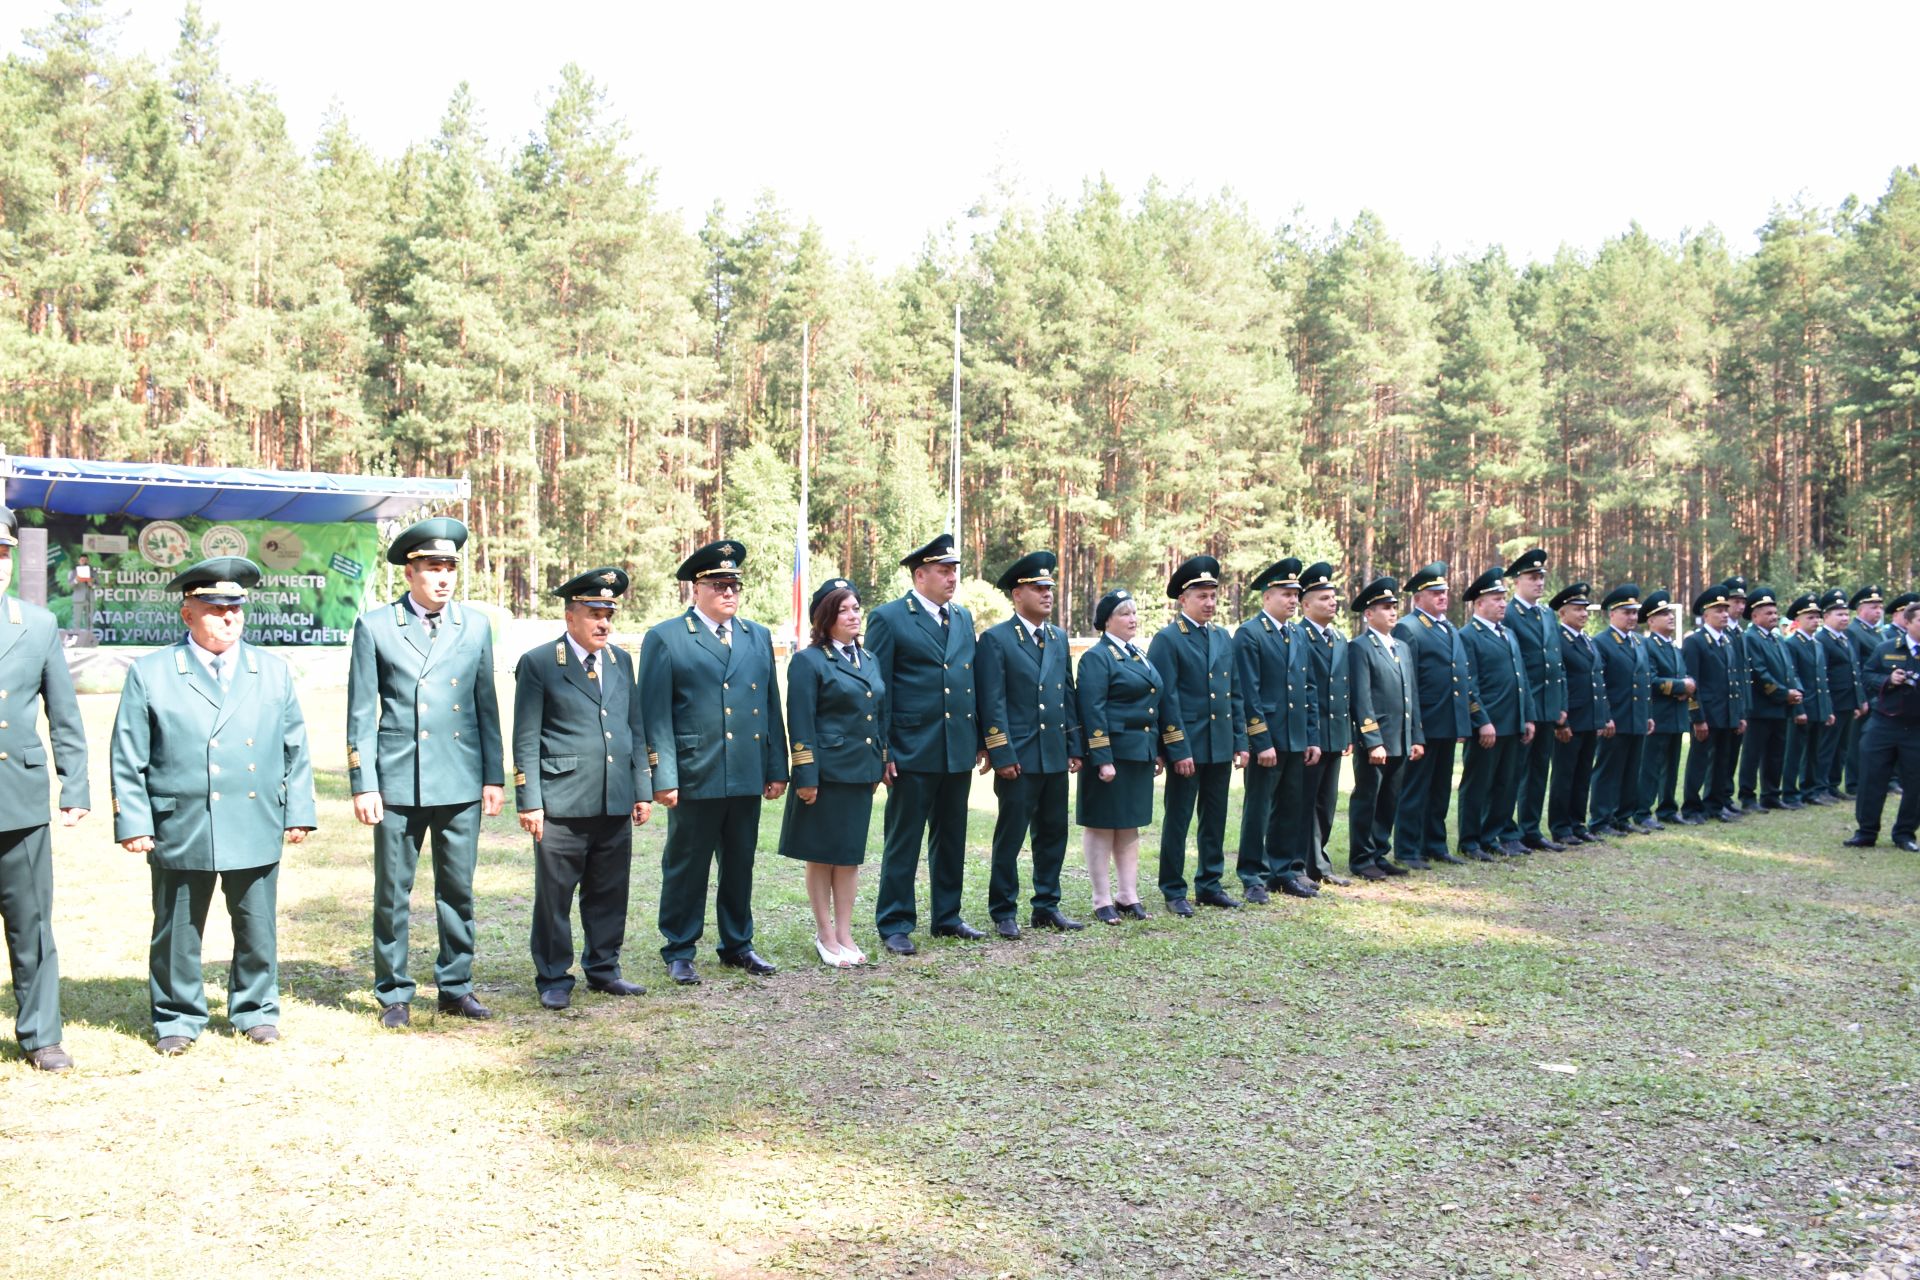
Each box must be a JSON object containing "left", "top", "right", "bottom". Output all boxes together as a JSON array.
[{"left": 11, "top": 0, "right": 1919, "bottom": 267}]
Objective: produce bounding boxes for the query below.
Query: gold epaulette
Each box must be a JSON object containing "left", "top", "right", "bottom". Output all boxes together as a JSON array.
[
  {"left": 556, "top": 642, "right": 567, "bottom": 666},
  {"left": 245, "top": 648, "right": 258, "bottom": 674},
  {"left": 1359, "top": 718, "right": 1380, "bottom": 734},
  {"left": 1177, "top": 619, "right": 1190, "bottom": 634},
  {"left": 1420, "top": 615, "right": 1433, "bottom": 628},
  {"left": 1162, "top": 727, "right": 1185, "bottom": 744},
  {"left": 6, "top": 597, "right": 19, "bottom": 624},
  {"left": 1246, "top": 718, "right": 1269, "bottom": 736},
  {"left": 686, "top": 616, "right": 697, "bottom": 633},
  {"left": 175, "top": 649, "right": 189, "bottom": 674}
]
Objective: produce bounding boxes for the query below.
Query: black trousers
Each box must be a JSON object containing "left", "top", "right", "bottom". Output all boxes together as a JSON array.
[
  {"left": 1738, "top": 717, "right": 1789, "bottom": 805},
  {"left": 1853, "top": 715, "right": 1920, "bottom": 842},
  {"left": 988, "top": 768, "right": 1069, "bottom": 921},
  {"left": 1548, "top": 730, "right": 1598, "bottom": 840},
  {"left": 1348, "top": 754, "right": 1405, "bottom": 870},
  {"left": 658, "top": 795, "right": 762, "bottom": 963},
  {"left": 1683, "top": 727, "right": 1740, "bottom": 815},
  {"left": 532, "top": 813, "right": 632, "bottom": 992},
  {"left": 876, "top": 769, "right": 972, "bottom": 937},
  {"left": 1236, "top": 751, "right": 1307, "bottom": 887},
  {"left": 1590, "top": 731, "right": 1646, "bottom": 830},
  {"left": 1395, "top": 732, "right": 1457, "bottom": 863},
  {"left": 1508, "top": 722, "right": 1555, "bottom": 842},
  {"left": 1819, "top": 713, "right": 1857, "bottom": 796},
  {"left": 1845, "top": 708, "right": 1865, "bottom": 792},
  {"left": 1458, "top": 734, "right": 1524, "bottom": 850},
  {"left": 1783, "top": 719, "right": 1826, "bottom": 804},
  {"left": 1305, "top": 751, "right": 1342, "bottom": 878},
  {"left": 1637, "top": 732, "right": 1683, "bottom": 821},
  {"left": 1160, "top": 760, "right": 1232, "bottom": 900}
]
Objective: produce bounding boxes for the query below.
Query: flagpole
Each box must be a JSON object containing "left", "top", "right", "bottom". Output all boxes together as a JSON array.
[
  {"left": 794, "top": 321, "right": 811, "bottom": 648},
  {"left": 950, "top": 302, "right": 962, "bottom": 542}
]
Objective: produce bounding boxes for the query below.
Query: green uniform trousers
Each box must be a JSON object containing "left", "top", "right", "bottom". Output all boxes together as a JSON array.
[
  {"left": 0, "top": 825, "right": 59, "bottom": 1051},
  {"left": 1237, "top": 752, "right": 1307, "bottom": 888},
  {"left": 1459, "top": 736, "right": 1525, "bottom": 850},
  {"left": 987, "top": 769, "right": 1068, "bottom": 921},
  {"left": 657, "top": 795, "right": 761, "bottom": 963},
  {"left": 373, "top": 801, "right": 480, "bottom": 1006},
  {"left": 150, "top": 862, "right": 278, "bottom": 1040},
  {"left": 1637, "top": 732, "right": 1684, "bottom": 822},
  {"left": 1159, "top": 760, "right": 1232, "bottom": 901},
  {"left": 532, "top": 814, "right": 632, "bottom": 993},
  {"left": 875, "top": 770, "right": 971, "bottom": 937}
]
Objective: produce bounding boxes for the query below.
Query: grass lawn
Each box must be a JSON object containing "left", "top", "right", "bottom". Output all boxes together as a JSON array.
[{"left": 3, "top": 677, "right": 1918, "bottom": 1278}]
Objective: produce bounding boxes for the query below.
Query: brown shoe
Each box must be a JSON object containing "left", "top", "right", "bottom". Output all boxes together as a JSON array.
[
  {"left": 155, "top": 1035, "right": 193, "bottom": 1056},
  {"left": 25, "top": 1044, "right": 72, "bottom": 1072},
  {"left": 437, "top": 992, "right": 493, "bottom": 1020},
  {"left": 244, "top": 1025, "right": 280, "bottom": 1045},
  {"left": 379, "top": 1002, "right": 411, "bottom": 1029}
]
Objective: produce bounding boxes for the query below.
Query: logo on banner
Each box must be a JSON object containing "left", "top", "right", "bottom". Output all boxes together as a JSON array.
[
  {"left": 137, "top": 521, "right": 191, "bottom": 568},
  {"left": 201, "top": 525, "right": 249, "bottom": 559}
]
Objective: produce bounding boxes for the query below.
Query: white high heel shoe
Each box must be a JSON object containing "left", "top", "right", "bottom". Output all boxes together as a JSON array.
[
  {"left": 839, "top": 942, "right": 868, "bottom": 967},
  {"left": 815, "top": 935, "right": 848, "bottom": 967}
]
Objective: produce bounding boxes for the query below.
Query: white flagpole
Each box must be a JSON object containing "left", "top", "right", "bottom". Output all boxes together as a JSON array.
[
  {"left": 951, "top": 302, "right": 962, "bottom": 542},
  {"left": 795, "top": 321, "right": 811, "bottom": 647}
]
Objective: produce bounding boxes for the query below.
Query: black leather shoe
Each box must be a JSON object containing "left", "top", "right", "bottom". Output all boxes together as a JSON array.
[
  {"left": 931, "top": 921, "right": 986, "bottom": 941},
  {"left": 1741, "top": 799, "right": 1762, "bottom": 812},
  {"left": 1093, "top": 906, "right": 1122, "bottom": 925},
  {"left": 1779, "top": 799, "right": 1804, "bottom": 810},
  {"left": 1354, "top": 864, "right": 1388, "bottom": 881},
  {"left": 1431, "top": 850, "right": 1467, "bottom": 865},
  {"left": 667, "top": 959, "right": 702, "bottom": 984},
  {"left": 438, "top": 992, "right": 494, "bottom": 1019},
  {"left": 1277, "top": 873, "right": 1318, "bottom": 899},
  {"left": 540, "top": 988, "right": 571, "bottom": 1010},
  {"left": 1675, "top": 813, "right": 1706, "bottom": 826},
  {"left": 1501, "top": 841, "right": 1531, "bottom": 857},
  {"left": 1242, "top": 883, "right": 1271, "bottom": 904},
  {"left": 1195, "top": 889, "right": 1242, "bottom": 909},
  {"left": 244, "top": 1024, "right": 280, "bottom": 1045},
  {"left": 881, "top": 933, "right": 917, "bottom": 956},
  {"left": 1395, "top": 857, "right": 1430, "bottom": 871},
  {"left": 155, "top": 1035, "right": 192, "bottom": 1056},
  {"left": 1524, "top": 836, "right": 1566, "bottom": 852},
  {"left": 1713, "top": 807, "right": 1742, "bottom": 823},
  {"left": 1898, "top": 839, "right": 1920, "bottom": 853},
  {"left": 1321, "top": 873, "right": 1353, "bottom": 886},
  {"left": 1636, "top": 819, "right": 1663, "bottom": 832},
  {"left": 1119, "top": 902, "right": 1150, "bottom": 920},
  {"left": 1167, "top": 898, "right": 1196, "bottom": 917},
  {"left": 1463, "top": 848, "right": 1497, "bottom": 862},
  {"left": 993, "top": 918, "right": 1021, "bottom": 940},
  {"left": 1843, "top": 833, "right": 1877, "bottom": 847},
  {"left": 588, "top": 977, "right": 645, "bottom": 996},
  {"left": 1580, "top": 828, "right": 1608, "bottom": 841},
  {"left": 26, "top": 1044, "right": 72, "bottom": 1072},
  {"left": 719, "top": 949, "right": 777, "bottom": 974},
  {"left": 379, "top": 1002, "right": 411, "bottom": 1029},
  {"left": 1031, "top": 908, "right": 1085, "bottom": 931},
  {"left": 1804, "top": 793, "right": 1830, "bottom": 806}
]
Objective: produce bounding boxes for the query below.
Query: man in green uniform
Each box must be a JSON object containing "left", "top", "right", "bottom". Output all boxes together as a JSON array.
[
  {"left": 0, "top": 508, "right": 89, "bottom": 1071},
  {"left": 1819, "top": 589, "right": 1867, "bottom": 801},
  {"left": 1781, "top": 593, "right": 1834, "bottom": 808},
  {"left": 1737, "top": 586, "right": 1802, "bottom": 811},
  {"left": 1457, "top": 567, "right": 1535, "bottom": 859},
  {"left": 867, "top": 533, "right": 983, "bottom": 954},
  {"left": 1845, "top": 586, "right": 1888, "bottom": 794},
  {"left": 640, "top": 541, "right": 788, "bottom": 984},
  {"left": 1394, "top": 563, "right": 1486, "bottom": 869},
  {"left": 1298, "top": 563, "right": 1352, "bottom": 885},
  {"left": 1347, "top": 577, "right": 1423, "bottom": 880},
  {"left": 1233, "top": 558, "right": 1321, "bottom": 900},
  {"left": 1548, "top": 583, "right": 1610, "bottom": 845},
  {"left": 1635, "top": 589, "right": 1694, "bottom": 827},
  {"left": 513, "top": 568, "right": 652, "bottom": 1010},
  {"left": 1501, "top": 548, "right": 1567, "bottom": 851},
  {"left": 1680, "top": 585, "right": 1747, "bottom": 824},
  {"left": 1151, "top": 555, "right": 1248, "bottom": 913},
  {"left": 111, "top": 559, "right": 316, "bottom": 1053},
  {"left": 976, "top": 551, "right": 1083, "bottom": 937},
  {"left": 347, "top": 517, "right": 505, "bottom": 1028},
  {"left": 1589, "top": 585, "right": 1651, "bottom": 836}
]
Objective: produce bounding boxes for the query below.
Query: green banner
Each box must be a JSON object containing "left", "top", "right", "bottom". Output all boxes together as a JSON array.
[{"left": 41, "top": 514, "right": 380, "bottom": 645}]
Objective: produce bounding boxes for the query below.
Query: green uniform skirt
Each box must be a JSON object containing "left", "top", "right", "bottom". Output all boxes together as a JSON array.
[
  {"left": 778, "top": 781, "right": 876, "bottom": 866},
  {"left": 1077, "top": 760, "right": 1154, "bottom": 829}
]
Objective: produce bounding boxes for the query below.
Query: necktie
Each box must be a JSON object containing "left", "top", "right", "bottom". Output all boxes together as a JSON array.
[
  {"left": 425, "top": 609, "right": 442, "bottom": 637},
  {"left": 842, "top": 643, "right": 858, "bottom": 668},
  {"left": 210, "top": 653, "right": 228, "bottom": 689},
  {"left": 717, "top": 622, "right": 731, "bottom": 647},
  {"left": 1494, "top": 622, "right": 1505, "bottom": 639},
  {"left": 938, "top": 605, "right": 950, "bottom": 629},
  {"left": 584, "top": 650, "right": 597, "bottom": 678},
  {"left": 1125, "top": 642, "right": 1141, "bottom": 659},
  {"left": 1032, "top": 625, "right": 1045, "bottom": 648}
]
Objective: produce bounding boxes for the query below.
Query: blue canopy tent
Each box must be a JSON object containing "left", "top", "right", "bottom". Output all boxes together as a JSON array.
[{"left": 2, "top": 456, "right": 468, "bottom": 522}]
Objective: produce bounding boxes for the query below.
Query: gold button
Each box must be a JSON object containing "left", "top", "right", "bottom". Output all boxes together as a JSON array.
[
  {"left": 753, "top": 733, "right": 760, "bottom": 740},
  {"left": 454, "top": 731, "right": 461, "bottom": 738},
  {"left": 210, "top": 764, "right": 220, "bottom": 774},
  {"left": 453, "top": 704, "right": 460, "bottom": 712},
  {"left": 211, "top": 792, "right": 220, "bottom": 801},
  {"left": 248, "top": 763, "right": 256, "bottom": 772},
  {"left": 0, "top": 753, "right": 8, "bottom": 761},
  {"left": 605, "top": 731, "right": 613, "bottom": 739},
  {"left": 945, "top": 712, "right": 951, "bottom": 719},
  {"left": 865, "top": 737, "right": 873, "bottom": 745},
  {"left": 864, "top": 690, "right": 874, "bottom": 699},
  {"left": 726, "top": 731, "right": 734, "bottom": 739},
  {"left": 943, "top": 663, "right": 950, "bottom": 670},
  {"left": 866, "top": 714, "right": 873, "bottom": 721},
  {"left": 245, "top": 738, "right": 253, "bottom": 747},
  {"left": 211, "top": 738, "right": 219, "bottom": 748},
  {"left": 420, "top": 731, "right": 430, "bottom": 739},
  {"left": 450, "top": 678, "right": 457, "bottom": 685},
  {"left": 600, "top": 708, "right": 609, "bottom": 717},
  {"left": 607, "top": 755, "right": 614, "bottom": 762},
  {"left": 751, "top": 683, "right": 759, "bottom": 690},
  {"left": 1039, "top": 703, "right": 1046, "bottom": 710},
  {"left": 724, "top": 682, "right": 730, "bottom": 689},
  {"left": 1040, "top": 723, "right": 1046, "bottom": 730}
]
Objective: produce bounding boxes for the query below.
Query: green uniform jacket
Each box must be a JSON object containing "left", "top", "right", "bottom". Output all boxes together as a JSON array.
[
  {"left": 1597, "top": 625, "right": 1652, "bottom": 730},
  {"left": 976, "top": 617, "right": 1079, "bottom": 773},
  {"left": 1508, "top": 597, "right": 1567, "bottom": 723},
  {"left": 864, "top": 595, "right": 979, "bottom": 773},
  {"left": 1233, "top": 612, "right": 1319, "bottom": 755},
  {"left": 1819, "top": 625, "right": 1864, "bottom": 711},
  {"left": 1785, "top": 629, "right": 1831, "bottom": 723},
  {"left": 1301, "top": 619, "right": 1352, "bottom": 752},
  {"left": 110, "top": 641, "right": 317, "bottom": 871},
  {"left": 1645, "top": 632, "right": 1692, "bottom": 733},
  {"left": 0, "top": 595, "right": 88, "bottom": 824},
  {"left": 511, "top": 637, "right": 650, "bottom": 818},
  {"left": 1349, "top": 626, "right": 1423, "bottom": 756},
  {"left": 638, "top": 608, "right": 787, "bottom": 799},
  {"left": 1147, "top": 616, "right": 1243, "bottom": 765},
  {"left": 347, "top": 599, "right": 504, "bottom": 805},
  {"left": 786, "top": 644, "right": 888, "bottom": 787},
  {"left": 1847, "top": 618, "right": 1884, "bottom": 686},
  {"left": 1075, "top": 636, "right": 1181, "bottom": 766},
  {"left": 1396, "top": 609, "right": 1489, "bottom": 738},
  {"left": 1462, "top": 616, "right": 1535, "bottom": 735},
  {"left": 1743, "top": 626, "right": 1798, "bottom": 721}
]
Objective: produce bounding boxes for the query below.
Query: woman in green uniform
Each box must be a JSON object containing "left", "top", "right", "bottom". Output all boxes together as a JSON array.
[
  {"left": 780, "top": 579, "right": 889, "bottom": 965},
  {"left": 1075, "top": 589, "right": 1178, "bottom": 924}
]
